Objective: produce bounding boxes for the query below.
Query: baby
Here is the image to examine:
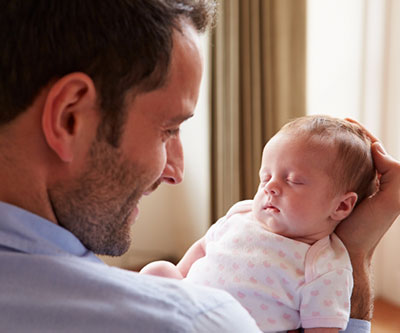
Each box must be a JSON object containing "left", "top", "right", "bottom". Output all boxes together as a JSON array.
[{"left": 141, "top": 115, "right": 377, "bottom": 332}]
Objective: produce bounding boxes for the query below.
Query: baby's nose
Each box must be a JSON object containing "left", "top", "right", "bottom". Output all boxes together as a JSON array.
[{"left": 264, "top": 180, "right": 280, "bottom": 196}]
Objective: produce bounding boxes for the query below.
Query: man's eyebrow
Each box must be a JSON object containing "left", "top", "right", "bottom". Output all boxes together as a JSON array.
[{"left": 164, "top": 113, "right": 194, "bottom": 126}]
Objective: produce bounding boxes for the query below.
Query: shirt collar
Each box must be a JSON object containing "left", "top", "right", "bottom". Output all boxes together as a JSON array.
[{"left": 0, "top": 201, "right": 102, "bottom": 262}]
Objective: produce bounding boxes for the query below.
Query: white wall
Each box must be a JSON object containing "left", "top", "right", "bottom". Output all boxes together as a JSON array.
[
  {"left": 307, "top": 0, "right": 400, "bottom": 306},
  {"left": 307, "top": 0, "right": 364, "bottom": 119},
  {"left": 102, "top": 34, "right": 211, "bottom": 269},
  {"left": 373, "top": 0, "right": 400, "bottom": 306}
]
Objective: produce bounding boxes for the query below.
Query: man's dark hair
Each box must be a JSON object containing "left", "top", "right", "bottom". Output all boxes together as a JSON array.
[{"left": 0, "top": 0, "right": 216, "bottom": 146}]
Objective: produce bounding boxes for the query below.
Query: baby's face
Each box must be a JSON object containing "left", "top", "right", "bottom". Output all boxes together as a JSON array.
[{"left": 252, "top": 132, "right": 343, "bottom": 244}]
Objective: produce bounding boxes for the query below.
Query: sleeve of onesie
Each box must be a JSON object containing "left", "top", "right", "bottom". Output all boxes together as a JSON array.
[
  {"left": 300, "top": 268, "right": 353, "bottom": 329},
  {"left": 205, "top": 200, "right": 254, "bottom": 243},
  {"left": 204, "top": 215, "right": 228, "bottom": 243},
  {"left": 300, "top": 235, "right": 353, "bottom": 330}
]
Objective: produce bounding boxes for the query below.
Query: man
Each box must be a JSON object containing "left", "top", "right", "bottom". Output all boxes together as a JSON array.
[{"left": 0, "top": 1, "right": 399, "bottom": 332}]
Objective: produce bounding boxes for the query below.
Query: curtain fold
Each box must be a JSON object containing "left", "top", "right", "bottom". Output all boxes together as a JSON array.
[{"left": 210, "top": 0, "right": 307, "bottom": 221}]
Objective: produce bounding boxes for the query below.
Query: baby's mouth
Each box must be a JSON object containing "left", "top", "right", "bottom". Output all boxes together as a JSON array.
[{"left": 263, "top": 204, "right": 280, "bottom": 213}]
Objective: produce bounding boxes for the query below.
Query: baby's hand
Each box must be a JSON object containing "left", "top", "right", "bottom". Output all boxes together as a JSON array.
[{"left": 140, "top": 260, "right": 183, "bottom": 279}]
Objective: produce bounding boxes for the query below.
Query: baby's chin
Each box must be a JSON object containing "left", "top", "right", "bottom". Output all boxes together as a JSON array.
[{"left": 256, "top": 215, "right": 287, "bottom": 235}]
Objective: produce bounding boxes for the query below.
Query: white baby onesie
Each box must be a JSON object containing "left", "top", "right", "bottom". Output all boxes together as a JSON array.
[{"left": 185, "top": 200, "right": 353, "bottom": 332}]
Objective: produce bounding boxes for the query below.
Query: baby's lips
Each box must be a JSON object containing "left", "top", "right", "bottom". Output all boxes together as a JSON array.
[{"left": 263, "top": 204, "right": 280, "bottom": 213}]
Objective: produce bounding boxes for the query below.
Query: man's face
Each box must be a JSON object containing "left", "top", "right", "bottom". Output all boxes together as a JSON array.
[
  {"left": 49, "top": 23, "right": 203, "bottom": 256},
  {"left": 252, "top": 133, "right": 343, "bottom": 244}
]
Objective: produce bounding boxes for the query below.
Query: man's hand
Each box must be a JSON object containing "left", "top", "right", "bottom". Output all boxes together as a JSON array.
[{"left": 335, "top": 119, "right": 400, "bottom": 320}]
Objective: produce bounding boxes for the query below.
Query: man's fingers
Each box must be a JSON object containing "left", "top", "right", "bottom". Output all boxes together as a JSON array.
[
  {"left": 344, "top": 118, "right": 379, "bottom": 143},
  {"left": 371, "top": 142, "right": 399, "bottom": 176},
  {"left": 370, "top": 142, "right": 400, "bottom": 215},
  {"left": 336, "top": 136, "right": 400, "bottom": 257}
]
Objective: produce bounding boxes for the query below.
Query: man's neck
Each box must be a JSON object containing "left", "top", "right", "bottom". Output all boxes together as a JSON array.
[{"left": 0, "top": 127, "right": 58, "bottom": 225}]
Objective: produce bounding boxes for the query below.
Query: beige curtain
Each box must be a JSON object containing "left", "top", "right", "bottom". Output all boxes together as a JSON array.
[{"left": 210, "top": 0, "right": 307, "bottom": 221}]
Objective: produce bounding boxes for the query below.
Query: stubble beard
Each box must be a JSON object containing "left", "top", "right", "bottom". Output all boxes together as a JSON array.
[{"left": 49, "top": 140, "right": 155, "bottom": 256}]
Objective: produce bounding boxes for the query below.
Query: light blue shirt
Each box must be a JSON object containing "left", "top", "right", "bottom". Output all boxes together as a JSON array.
[{"left": 0, "top": 202, "right": 370, "bottom": 332}]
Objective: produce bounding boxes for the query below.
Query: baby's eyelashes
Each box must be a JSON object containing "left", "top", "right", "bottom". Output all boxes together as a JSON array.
[
  {"left": 258, "top": 174, "right": 305, "bottom": 186},
  {"left": 259, "top": 174, "right": 271, "bottom": 184},
  {"left": 286, "top": 176, "right": 305, "bottom": 185},
  {"left": 287, "top": 179, "right": 303, "bottom": 185}
]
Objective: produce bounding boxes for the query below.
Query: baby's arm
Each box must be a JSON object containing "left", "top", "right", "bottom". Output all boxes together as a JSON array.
[
  {"left": 176, "top": 237, "right": 206, "bottom": 277},
  {"left": 140, "top": 237, "right": 206, "bottom": 279},
  {"left": 139, "top": 260, "right": 184, "bottom": 279}
]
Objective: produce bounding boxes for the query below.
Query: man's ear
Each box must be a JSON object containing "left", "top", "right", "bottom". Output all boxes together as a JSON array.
[
  {"left": 41, "top": 72, "right": 97, "bottom": 162},
  {"left": 330, "top": 192, "right": 358, "bottom": 221}
]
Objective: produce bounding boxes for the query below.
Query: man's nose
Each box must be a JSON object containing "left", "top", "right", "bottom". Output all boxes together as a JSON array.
[{"left": 161, "top": 137, "right": 184, "bottom": 185}]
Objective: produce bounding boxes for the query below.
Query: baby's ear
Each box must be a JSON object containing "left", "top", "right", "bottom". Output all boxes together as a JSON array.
[{"left": 330, "top": 192, "right": 358, "bottom": 221}]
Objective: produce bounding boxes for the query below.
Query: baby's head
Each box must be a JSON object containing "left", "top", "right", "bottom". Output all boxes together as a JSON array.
[
  {"left": 252, "top": 115, "right": 377, "bottom": 244},
  {"left": 279, "top": 115, "right": 377, "bottom": 203}
]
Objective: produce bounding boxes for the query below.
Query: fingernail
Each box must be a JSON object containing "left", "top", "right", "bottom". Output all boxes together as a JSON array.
[{"left": 375, "top": 142, "right": 387, "bottom": 155}]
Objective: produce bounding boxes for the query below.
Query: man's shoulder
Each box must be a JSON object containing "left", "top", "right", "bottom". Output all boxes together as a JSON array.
[{"left": 0, "top": 252, "right": 260, "bottom": 332}]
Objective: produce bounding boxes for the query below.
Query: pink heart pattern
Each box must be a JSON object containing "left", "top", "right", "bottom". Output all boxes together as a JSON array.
[
  {"left": 237, "top": 291, "right": 246, "bottom": 299},
  {"left": 186, "top": 218, "right": 352, "bottom": 331},
  {"left": 323, "top": 279, "right": 332, "bottom": 285},
  {"left": 263, "top": 260, "right": 271, "bottom": 268},
  {"left": 283, "top": 313, "right": 291, "bottom": 320},
  {"left": 247, "top": 261, "right": 255, "bottom": 268},
  {"left": 311, "top": 290, "right": 319, "bottom": 297},
  {"left": 286, "top": 292, "right": 294, "bottom": 301},
  {"left": 266, "top": 276, "right": 274, "bottom": 284}
]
